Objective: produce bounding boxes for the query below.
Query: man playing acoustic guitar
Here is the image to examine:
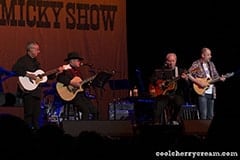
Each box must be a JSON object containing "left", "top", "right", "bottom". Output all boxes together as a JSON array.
[
  {"left": 188, "top": 47, "right": 227, "bottom": 120},
  {"left": 12, "top": 41, "right": 63, "bottom": 130},
  {"left": 149, "top": 52, "right": 190, "bottom": 125},
  {"left": 56, "top": 51, "right": 97, "bottom": 120}
]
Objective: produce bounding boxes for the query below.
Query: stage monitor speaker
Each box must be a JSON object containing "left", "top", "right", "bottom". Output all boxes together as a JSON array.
[
  {"left": 183, "top": 120, "right": 212, "bottom": 136},
  {"left": 62, "top": 120, "right": 134, "bottom": 137}
]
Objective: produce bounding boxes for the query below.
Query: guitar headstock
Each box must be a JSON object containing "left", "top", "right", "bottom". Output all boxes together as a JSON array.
[{"left": 224, "top": 72, "right": 234, "bottom": 78}]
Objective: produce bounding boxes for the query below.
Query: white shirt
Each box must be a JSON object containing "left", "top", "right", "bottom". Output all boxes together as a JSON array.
[{"left": 202, "top": 63, "right": 213, "bottom": 94}]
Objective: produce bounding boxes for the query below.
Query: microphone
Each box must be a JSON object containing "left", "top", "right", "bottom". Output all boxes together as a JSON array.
[
  {"left": 111, "top": 70, "right": 121, "bottom": 74},
  {"left": 111, "top": 70, "right": 116, "bottom": 74},
  {"left": 80, "top": 62, "right": 93, "bottom": 67}
]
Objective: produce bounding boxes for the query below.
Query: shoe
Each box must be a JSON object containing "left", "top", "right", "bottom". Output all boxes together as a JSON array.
[{"left": 172, "top": 121, "right": 179, "bottom": 125}]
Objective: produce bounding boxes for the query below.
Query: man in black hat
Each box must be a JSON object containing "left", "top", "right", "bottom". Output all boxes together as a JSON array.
[{"left": 56, "top": 51, "right": 97, "bottom": 120}]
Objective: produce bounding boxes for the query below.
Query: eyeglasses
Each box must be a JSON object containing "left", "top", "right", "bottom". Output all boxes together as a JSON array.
[{"left": 30, "top": 47, "right": 40, "bottom": 51}]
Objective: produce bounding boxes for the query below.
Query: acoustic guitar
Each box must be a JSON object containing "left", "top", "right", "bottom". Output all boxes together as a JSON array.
[
  {"left": 149, "top": 76, "right": 180, "bottom": 97},
  {"left": 18, "top": 68, "right": 59, "bottom": 92},
  {"left": 193, "top": 72, "right": 234, "bottom": 95},
  {"left": 149, "top": 68, "right": 200, "bottom": 97},
  {"left": 56, "top": 75, "right": 96, "bottom": 101}
]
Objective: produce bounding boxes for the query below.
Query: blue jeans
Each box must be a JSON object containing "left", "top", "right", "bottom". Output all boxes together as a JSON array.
[{"left": 198, "top": 94, "right": 214, "bottom": 120}]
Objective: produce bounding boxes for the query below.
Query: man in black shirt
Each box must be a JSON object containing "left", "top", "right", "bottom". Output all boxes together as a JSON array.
[
  {"left": 12, "top": 41, "right": 62, "bottom": 130},
  {"left": 149, "top": 53, "right": 189, "bottom": 125},
  {"left": 56, "top": 52, "right": 97, "bottom": 120}
]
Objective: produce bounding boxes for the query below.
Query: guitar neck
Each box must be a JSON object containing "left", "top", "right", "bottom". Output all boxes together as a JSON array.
[
  {"left": 42, "top": 69, "right": 59, "bottom": 77},
  {"left": 209, "top": 72, "right": 234, "bottom": 84},
  {"left": 173, "top": 76, "right": 181, "bottom": 82},
  {"left": 80, "top": 75, "right": 96, "bottom": 85},
  {"left": 171, "top": 69, "right": 190, "bottom": 82},
  {"left": 209, "top": 77, "right": 220, "bottom": 84}
]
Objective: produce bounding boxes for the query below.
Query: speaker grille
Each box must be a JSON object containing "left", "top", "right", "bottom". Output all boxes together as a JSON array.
[{"left": 62, "top": 120, "right": 134, "bottom": 137}]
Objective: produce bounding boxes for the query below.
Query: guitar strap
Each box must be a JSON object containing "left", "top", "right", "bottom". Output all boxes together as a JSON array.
[
  {"left": 202, "top": 62, "right": 213, "bottom": 78},
  {"left": 208, "top": 62, "right": 215, "bottom": 78},
  {"left": 70, "top": 68, "right": 81, "bottom": 77},
  {"left": 64, "top": 64, "right": 82, "bottom": 77},
  {"left": 175, "top": 66, "right": 178, "bottom": 77}
]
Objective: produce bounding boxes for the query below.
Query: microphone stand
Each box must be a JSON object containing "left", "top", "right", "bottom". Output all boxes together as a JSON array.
[
  {"left": 0, "top": 68, "right": 16, "bottom": 106},
  {"left": 82, "top": 65, "right": 100, "bottom": 120},
  {"left": 0, "top": 68, "right": 16, "bottom": 92}
]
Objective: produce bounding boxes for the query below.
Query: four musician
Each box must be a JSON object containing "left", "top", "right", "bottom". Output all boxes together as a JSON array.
[{"left": 3, "top": 45, "right": 229, "bottom": 128}]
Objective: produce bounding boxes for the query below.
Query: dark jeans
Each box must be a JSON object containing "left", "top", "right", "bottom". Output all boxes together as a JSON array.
[
  {"left": 198, "top": 94, "right": 214, "bottom": 120},
  {"left": 154, "top": 94, "right": 184, "bottom": 124},
  {"left": 23, "top": 95, "right": 41, "bottom": 130},
  {"left": 72, "top": 92, "right": 97, "bottom": 120}
]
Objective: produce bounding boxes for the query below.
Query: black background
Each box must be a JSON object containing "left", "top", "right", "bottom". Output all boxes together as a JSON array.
[{"left": 126, "top": 1, "right": 240, "bottom": 118}]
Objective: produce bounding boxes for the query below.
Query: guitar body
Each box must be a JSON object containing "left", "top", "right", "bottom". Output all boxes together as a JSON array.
[
  {"left": 56, "top": 75, "right": 96, "bottom": 101},
  {"left": 193, "top": 77, "right": 210, "bottom": 95},
  {"left": 18, "top": 69, "right": 48, "bottom": 91},
  {"left": 193, "top": 72, "right": 234, "bottom": 95},
  {"left": 149, "top": 79, "right": 177, "bottom": 97},
  {"left": 56, "top": 83, "right": 81, "bottom": 101},
  {"left": 148, "top": 69, "right": 197, "bottom": 97}
]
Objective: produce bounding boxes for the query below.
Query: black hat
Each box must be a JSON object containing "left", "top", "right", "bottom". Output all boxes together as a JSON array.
[{"left": 64, "top": 51, "right": 84, "bottom": 61}]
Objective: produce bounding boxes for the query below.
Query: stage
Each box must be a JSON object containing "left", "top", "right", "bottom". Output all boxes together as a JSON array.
[{"left": 61, "top": 119, "right": 211, "bottom": 138}]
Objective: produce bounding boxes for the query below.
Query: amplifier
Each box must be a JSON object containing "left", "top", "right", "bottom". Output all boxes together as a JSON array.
[{"left": 108, "top": 100, "right": 134, "bottom": 120}]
